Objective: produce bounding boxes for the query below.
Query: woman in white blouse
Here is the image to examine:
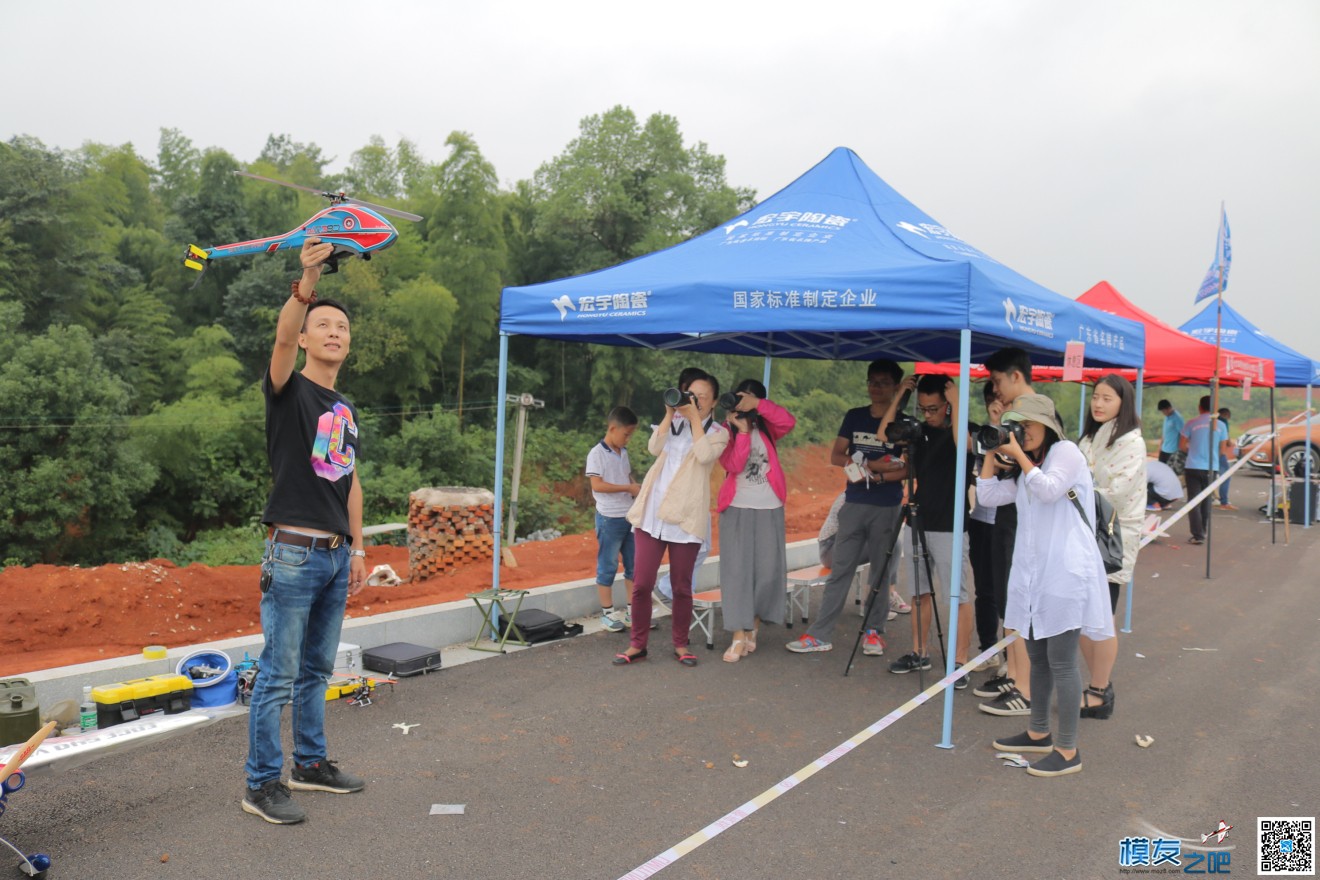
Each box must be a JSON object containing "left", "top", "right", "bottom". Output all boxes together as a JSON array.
[
  {"left": 1076, "top": 374, "right": 1145, "bottom": 720},
  {"left": 617, "top": 370, "right": 729, "bottom": 668},
  {"left": 977, "top": 393, "right": 1114, "bottom": 777}
]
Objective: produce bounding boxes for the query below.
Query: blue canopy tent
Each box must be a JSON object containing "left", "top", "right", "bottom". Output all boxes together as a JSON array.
[
  {"left": 497, "top": 147, "right": 1146, "bottom": 747},
  {"left": 1179, "top": 300, "right": 1319, "bottom": 526}
]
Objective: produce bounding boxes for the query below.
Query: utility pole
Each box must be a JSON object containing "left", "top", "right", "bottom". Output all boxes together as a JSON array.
[{"left": 506, "top": 392, "right": 545, "bottom": 547}]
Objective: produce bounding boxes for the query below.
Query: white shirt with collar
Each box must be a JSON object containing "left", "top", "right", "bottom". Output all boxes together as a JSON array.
[{"left": 975, "top": 441, "right": 1115, "bottom": 641}]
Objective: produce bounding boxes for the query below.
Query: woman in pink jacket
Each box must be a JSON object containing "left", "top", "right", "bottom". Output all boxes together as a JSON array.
[{"left": 717, "top": 379, "right": 796, "bottom": 662}]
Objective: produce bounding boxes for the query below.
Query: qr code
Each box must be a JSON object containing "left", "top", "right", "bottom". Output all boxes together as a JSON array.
[{"left": 1259, "top": 817, "right": 1315, "bottom": 875}]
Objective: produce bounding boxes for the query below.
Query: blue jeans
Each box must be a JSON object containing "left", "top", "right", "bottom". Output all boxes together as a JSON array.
[
  {"left": 245, "top": 538, "right": 349, "bottom": 788},
  {"left": 1218, "top": 454, "right": 1231, "bottom": 505},
  {"left": 594, "top": 512, "right": 635, "bottom": 586}
]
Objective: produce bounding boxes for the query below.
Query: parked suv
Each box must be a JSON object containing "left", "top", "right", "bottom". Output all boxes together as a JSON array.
[{"left": 1238, "top": 414, "right": 1320, "bottom": 476}]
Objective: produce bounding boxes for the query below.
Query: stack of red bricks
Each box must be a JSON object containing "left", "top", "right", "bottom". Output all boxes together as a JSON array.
[{"left": 406, "top": 487, "right": 496, "bottom": 581}]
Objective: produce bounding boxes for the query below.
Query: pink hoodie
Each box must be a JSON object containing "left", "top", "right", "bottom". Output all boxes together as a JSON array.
[{"left": 717, "top": 398, "right": 796, "bottom": 513}]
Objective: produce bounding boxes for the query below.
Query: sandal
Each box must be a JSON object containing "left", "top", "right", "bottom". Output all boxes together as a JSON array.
[
  {"left": 612, "top": 648, "right": 648, "bottom": 666},
  {"left": 723, "top": 638, "right": 747, "bottom": 663},
  {"left": 1079, "top": 683, "right": 1114, "bottom": 719},
  {"left": 675, "top": 649, "right": 698, "bottom": 667}
]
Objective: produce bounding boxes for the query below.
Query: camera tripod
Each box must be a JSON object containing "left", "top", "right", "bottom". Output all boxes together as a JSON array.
[{"left": 844, "top": 444, "right": 948, "bottom": 684}]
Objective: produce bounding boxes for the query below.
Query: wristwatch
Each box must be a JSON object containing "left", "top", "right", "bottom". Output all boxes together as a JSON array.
[{"left": 349, "top": 549, "right": 367, "bottom": 558}]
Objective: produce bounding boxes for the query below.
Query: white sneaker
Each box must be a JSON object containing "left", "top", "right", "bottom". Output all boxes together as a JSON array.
[{"left": 890, "top": 591, "right": 911, "bottom": 614}]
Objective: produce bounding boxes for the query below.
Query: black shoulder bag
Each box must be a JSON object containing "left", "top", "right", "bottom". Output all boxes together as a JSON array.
[{"left": 1068, "top": 486, "right": 1124, "bottom": 575}]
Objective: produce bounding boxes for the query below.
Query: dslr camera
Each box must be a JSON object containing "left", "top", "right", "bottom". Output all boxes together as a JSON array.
[
  {"left": 884, "top": 413, "right": 923, "bottom": 446},
  {"left": 663, "top": 387, "right": 696, "bottom": 408},
  {"left": 976, "top": 421, "right": 1025, "bottom": 451}
]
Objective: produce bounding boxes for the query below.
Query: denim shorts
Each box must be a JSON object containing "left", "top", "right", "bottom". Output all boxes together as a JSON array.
[{"left": 595, "top": 512, "right": 635, "bottom": 586}]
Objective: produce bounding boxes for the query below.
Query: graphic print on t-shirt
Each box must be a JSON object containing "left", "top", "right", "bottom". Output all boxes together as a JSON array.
[
  {"left": 744, "top": 442, "right": 769, "bottom": 485},
  {"left": 310, "top": 401, "right": 357, "bottom": 481},
  {"left": 851, "top": 430, "right": 896, "bottom": 460}
]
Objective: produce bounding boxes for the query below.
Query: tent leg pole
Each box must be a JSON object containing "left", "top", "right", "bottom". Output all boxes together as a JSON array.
[
  {"left": 492, "top": 333, "right": 511, "bottom": 600},
  {"left": 1123, "top": 368, "right": 1143, "bottom": 635},
  {"left": 762, "top": 355, "right": 773, "bottom": 396},
  {"left": 937, "top": 329, "right": 972, "bottom": 751},
  {"left": 1307, "top": 384, "right": 1314, "bottom": 528}
]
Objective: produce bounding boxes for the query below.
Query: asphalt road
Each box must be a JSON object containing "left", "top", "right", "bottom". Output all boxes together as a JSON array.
[{"left": 4, "top": 481, "right": 1317, "bottom": 880}]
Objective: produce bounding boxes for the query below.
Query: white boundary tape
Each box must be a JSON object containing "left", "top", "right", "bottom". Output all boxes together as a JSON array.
[{"left": 615, "top": 635, "right": 1019, "bottom": 880}]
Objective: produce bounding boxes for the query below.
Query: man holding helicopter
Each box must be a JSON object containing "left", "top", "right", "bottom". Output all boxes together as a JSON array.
[{"left": 242, "top": 237, "right": 369, "bottom": 825}]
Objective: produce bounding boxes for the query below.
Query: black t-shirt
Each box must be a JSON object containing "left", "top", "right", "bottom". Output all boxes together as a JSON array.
[
  {"left": 261, "top": 369, "right": 360, "bottom": 537},
  {"left": 837, "top": 406, "right": 904, "bottom": 506},
  {"left": 911, "top": 421, "right": 979, "bottom": 532}
]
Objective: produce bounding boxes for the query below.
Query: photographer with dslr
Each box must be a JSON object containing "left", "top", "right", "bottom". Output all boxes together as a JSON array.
[
  {"left": 716, "top": 379, "right": 796, "bottom": 662},
  {"left": 617, "top": 370, "right": 728, "bottom": 668},
  {"left": 977, "top": 394, "right": 1114, "bottom": 777},
  {"left": 878, "top": 374, "right": 977, "bottom": 682},
  {"left": 787, "top": 359, "right": 907, "bottom": 656}
]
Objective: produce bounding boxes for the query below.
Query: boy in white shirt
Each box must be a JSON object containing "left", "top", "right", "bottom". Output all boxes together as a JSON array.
[{"left": 585, "top": 407, "right": 641, "bottom": 631}]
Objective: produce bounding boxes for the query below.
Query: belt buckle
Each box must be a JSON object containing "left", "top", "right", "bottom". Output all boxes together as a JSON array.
[{"left": 328, "top": 534, "right": 342, "bottom": 549}]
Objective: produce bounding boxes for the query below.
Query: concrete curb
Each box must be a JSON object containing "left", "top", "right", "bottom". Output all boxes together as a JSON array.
[{"left": 16, "top": 540, "right": 823, "bottom": 706}]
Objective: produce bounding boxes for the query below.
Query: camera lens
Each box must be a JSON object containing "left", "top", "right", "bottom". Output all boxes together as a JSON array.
[
  {"left": 718, "top": 392, "right": 739, "bottom": 410},
  {"left": 663, "top": 387, "right": 683, "bottom": 407}
]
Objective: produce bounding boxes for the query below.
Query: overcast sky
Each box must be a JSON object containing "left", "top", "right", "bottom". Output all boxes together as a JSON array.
[{"left": 5, "top": 1, "right": 1318, "bottom": 362}]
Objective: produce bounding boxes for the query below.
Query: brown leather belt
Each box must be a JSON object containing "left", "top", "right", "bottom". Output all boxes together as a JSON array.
[{"left": 269, "top": 528, "right": 344, "bottom": 550}]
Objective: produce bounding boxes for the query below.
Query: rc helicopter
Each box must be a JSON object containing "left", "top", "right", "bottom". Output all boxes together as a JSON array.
[{"left": 182, "top": 170, "right": 422, "bottom": 278}]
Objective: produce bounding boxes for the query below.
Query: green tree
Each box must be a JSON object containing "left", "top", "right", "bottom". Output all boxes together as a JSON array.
[{"left": 0, "top": 325, "right": 157, "bottom": 563}]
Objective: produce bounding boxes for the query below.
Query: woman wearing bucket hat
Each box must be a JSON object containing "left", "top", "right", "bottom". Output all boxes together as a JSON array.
[{"left": 974, "top": 393, "right": 1114, "bottom": 777}]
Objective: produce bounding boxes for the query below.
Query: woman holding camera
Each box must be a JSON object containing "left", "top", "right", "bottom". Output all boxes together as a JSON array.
[
  {"left": 616, "top": 370, "right": 729, "bottom": 668},
  {"left": 1076, "top": 374, "right": 1145, "bottom": 720},
  {"left": 716, "top": 379, "right": 796, "bottom": 662},
  {"left": 976, "top": 393, "right": 1113, "bottom": 777}
]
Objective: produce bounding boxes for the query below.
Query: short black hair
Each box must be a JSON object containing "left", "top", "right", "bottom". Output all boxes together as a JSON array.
[
  {"left": 607, "top": 405, "right": 638, "bottom": 427},
  {"left": 302, "top": 298, "right": 350, "bottom": 330},
  {"left": 1218, "top": 407, "right": 1231, "bottom": 418},
  {"left": 867, "top": 359, "right": 903, "bottom": 382},
  {"left": 734, "top": 378, "right": 767, "bottom": 399},
  {"left": 1198, "top": 395, "right": 1212, "bottom": 412},
  {"left": 916, "top": 374, "right": 951, "bottom": 397},
  {"left": 1157, "top": 399, "right": 1172, "bottom": 411},
  {"left": 681, "top": 368, "right": 719, "bottom": 400},
  {"left": 982, "top": 380, "right": 998, "bottom": 405},
  {"left": 984, "top": 347, "right": 1032, "bottom": 384}
]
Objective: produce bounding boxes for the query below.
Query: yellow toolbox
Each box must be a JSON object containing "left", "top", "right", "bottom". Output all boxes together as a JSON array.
[{"left": 92, "top": 674, "right": 194, "bottom": 728}]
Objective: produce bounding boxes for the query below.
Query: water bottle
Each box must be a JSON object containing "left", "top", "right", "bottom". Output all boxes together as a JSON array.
[{"left": 79, "top": 686, "right": 97, "bottom": 733}]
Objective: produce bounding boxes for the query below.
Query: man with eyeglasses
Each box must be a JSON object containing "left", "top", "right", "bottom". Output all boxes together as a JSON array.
[
  {"left": 877, "top": 373, "right": 977, "bottom": 682},
  {"left": 787, "top": 359, "right": 907, "bottom": 656}
]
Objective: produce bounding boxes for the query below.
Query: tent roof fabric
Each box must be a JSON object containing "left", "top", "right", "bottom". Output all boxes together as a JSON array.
[
  {"left": 500, "top": 147, "right": 1145, "bottom": 368},
  {"left": 1178, "top": 300, "right": 1320, "bottom": 387},
  {"left": 1047, "top": 282, "right": 1274, "bottom": 387}
]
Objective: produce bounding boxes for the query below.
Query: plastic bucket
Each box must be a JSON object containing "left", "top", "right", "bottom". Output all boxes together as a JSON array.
[{"left": 176, "top": 650, "right": 237, "bottom": 708}]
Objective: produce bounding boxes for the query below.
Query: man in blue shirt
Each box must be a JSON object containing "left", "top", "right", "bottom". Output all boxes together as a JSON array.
[
  {"left": 1179, "top": 396, "right": 1230, "bottom": 545},
  {"left": 1157, "top": 400, "right": 1184, "bottom": 464}
]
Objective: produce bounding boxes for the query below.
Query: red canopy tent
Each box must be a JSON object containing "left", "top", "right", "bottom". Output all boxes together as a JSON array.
[{"left": 918, "top": 281, "right": 1275, "bottom": 387}]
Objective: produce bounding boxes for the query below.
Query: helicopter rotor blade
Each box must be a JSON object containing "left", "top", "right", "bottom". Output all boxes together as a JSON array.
[
  {"left": 342, "top": 198, "right": 423, "bottom": 223},
  {"left": 233, "top": 170, "right": 333, "bottom": 199},
  {"left": 234, "top": 170, "right": 422, "bottom": 222}
]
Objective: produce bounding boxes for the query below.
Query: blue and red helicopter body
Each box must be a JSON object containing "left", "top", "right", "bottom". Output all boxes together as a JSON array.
[{"left": 184, "top": 171, "right": 421, "bottom": 276}]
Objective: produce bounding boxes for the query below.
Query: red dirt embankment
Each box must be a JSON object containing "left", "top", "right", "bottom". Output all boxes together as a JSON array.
[{"left": 1, "top": 445, "right": 845, "bottom": 675}]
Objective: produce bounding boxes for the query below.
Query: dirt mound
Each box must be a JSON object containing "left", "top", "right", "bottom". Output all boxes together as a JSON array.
[{"left": 1, "top": 445, "right": 845, "bottom": 674}]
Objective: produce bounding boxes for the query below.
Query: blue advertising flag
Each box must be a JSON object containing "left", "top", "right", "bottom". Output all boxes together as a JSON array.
[{"left": 1194, "top": 204, "right": 1231, "bottom": 303}]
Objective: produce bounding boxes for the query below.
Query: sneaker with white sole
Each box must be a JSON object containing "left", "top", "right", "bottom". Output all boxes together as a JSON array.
[
  {"left": 973, "top": 674, "right": 1015, "bottom": 698},
  {"left": 242, "top": 780, "right": 306, "bottom": 824},
  {"left": 288, "top": 759, "right": 365, "bottom": 794},
  {"left": 862, "top": 630, "right": 886, "bottom": 656},
  {"left": 888, "top": 652, "right": 931, "bottom": 674},
  {"left": 1026, "top": 748, "right": 1082, "bottom": 777},
  {"left": 786, "top": 634, "right": 832, "bottom": 653},
  {"left": 979, "top": 687, "right": 1031, "bottom": 716},
  {"left": 890, "top": 591, "right": 911, "bottom": 614},
  {"left": 953, "top": 674, "right": 969, "bottom": 690},
  {"left": 602, "top": 610, "right": 626, "bottom": 632}
]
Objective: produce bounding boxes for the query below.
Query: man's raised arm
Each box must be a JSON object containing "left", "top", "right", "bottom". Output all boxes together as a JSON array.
[{"left": 269, "top": 237, "right": 334, "bottom": 394}]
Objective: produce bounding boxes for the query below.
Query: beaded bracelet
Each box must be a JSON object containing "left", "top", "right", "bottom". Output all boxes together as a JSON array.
[{"left": 290, "top": 278, "right": 318, "bottom": 305}]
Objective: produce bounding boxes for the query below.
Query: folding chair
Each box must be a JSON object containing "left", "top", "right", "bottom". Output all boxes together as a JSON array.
[{"left": 689, "top": 588, "right": 722, "bottom": 650}]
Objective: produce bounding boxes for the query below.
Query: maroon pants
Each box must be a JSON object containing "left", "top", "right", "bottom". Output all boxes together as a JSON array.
[{"left": 630, "top": 529, "right": 699, "bottom": 651}]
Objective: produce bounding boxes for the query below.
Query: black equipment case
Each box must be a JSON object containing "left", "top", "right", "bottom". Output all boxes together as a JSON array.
[
  {"left": 362, "top": 642, "right": 443, "bottom": 677},
  {"left": 497, "top": 608, "right": 578, "bottom": 644}
]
